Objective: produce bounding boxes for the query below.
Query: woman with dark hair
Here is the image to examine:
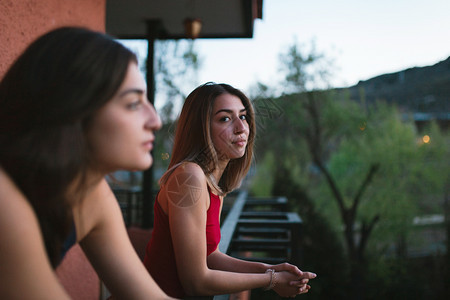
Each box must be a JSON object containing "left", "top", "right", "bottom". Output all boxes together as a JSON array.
[
  {"left": 0, "top": 27, "right": 174, "bottom": 299},
  {"left": 144, "top": 82, "right": 316, "bottom": 298}
]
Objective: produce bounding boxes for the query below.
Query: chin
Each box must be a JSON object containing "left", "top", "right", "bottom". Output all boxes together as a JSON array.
[
  {"left": 129, "top": 158, "right": 153, "bottom": 171},
  {"left": 139, "top": 161, "right": 153, "bottom": 170},
  {"left": 229, "top": 153, "right": 245, "bottom": 160}
]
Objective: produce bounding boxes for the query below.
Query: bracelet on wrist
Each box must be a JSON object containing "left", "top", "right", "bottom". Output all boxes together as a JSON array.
[{"left": 263, "top": 269, "right": 276, "bottom": 290}]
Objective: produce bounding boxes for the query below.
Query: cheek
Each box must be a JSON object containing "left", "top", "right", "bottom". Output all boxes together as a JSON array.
[
  {"left": 95, "top": 121, "right": 121, "bottom": 144},
  {"left": 88, "top": 116, "right": 126, "bottom": 156},
  {"left": 244, "top": 121, "right": 250, "bottom": 133},
  {"left": 213, "top": 122, "right": 235, "bottom": 138},
  {"left": 211, "top": 126, "right": 229, "bottom": 146}
]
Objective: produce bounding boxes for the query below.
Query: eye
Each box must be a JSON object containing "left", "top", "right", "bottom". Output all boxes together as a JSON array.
[
  {"left": 126, "top": 100, "right": 142, "bottom": 110},
  {"left": 220, "top": 116, "right": 231, "bottom": 122},
  {"left": 239, "top": 114, "right": 247, "bottom": 121}
]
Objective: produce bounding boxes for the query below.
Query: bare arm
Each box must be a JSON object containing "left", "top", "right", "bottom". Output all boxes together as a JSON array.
[
  {"left": 207, "top": 249, "right": 269, "bottom": 273},
  {"left": 0, "top": 169, "right": 70, "bottom": 299},
  {"left": 77, "top": 179, "right": 175, "bottom": 300},
  {"left": 207, "top": 249, "right": 316, "bottom": 279},
  {"left": 163, "top": 163, "right": 309, "bottom": 297},
  {"left": 207, "top": 248, "right": 315, "bottom": 293}
]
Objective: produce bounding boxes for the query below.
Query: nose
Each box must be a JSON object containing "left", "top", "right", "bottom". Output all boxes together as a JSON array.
[
  {"left": 144, "top": 101, "right": 162, "bottom": 131},
  {"left": 233, "top": 117, "right": 246, "bottom": 134}
]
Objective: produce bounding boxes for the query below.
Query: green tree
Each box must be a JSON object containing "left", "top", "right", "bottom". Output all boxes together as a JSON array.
[
  {"left": 152, "top": 39, "right": 202, "bottom": 176},
  {"left": 278, "top": 39, "right": 333, "bottom": 93},
  {"left": 155, "top": 40, "right": 202, "bottom": 122},
  {"left": 251, "top": 41, "right": 448, "bottom": 298}
]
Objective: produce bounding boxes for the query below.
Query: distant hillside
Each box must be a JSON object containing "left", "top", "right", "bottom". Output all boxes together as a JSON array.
[{"left": 343, "top": 56, "right": 450, "bottom": 114}]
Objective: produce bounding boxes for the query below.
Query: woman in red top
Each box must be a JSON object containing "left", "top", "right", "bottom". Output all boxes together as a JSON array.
[{"left": 144, "top": 82, "right": 316, "bottom": 298}]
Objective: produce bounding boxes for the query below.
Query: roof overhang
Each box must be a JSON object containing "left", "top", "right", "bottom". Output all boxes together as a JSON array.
[{"left": 106, "top": 0, "right": 263, "bottom": 40}]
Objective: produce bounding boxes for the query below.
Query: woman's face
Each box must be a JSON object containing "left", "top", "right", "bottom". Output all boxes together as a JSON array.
[
  {"left": 211, "top": 93, "right": 249, "bottom": 161},
  {"left": 88, "top": 62, "right": 161, "bottom": 173}
]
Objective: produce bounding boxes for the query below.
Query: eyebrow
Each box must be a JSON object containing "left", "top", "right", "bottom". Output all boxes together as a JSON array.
[
  {"left": 118, "top": 88, "right": 146, "bottom": 97},
  {"left": 214, "top": 108, "right": 247, "bottom": 115}
]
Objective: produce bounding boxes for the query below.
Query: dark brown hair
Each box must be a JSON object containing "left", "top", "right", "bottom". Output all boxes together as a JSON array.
[{"left": 0, "top": 27, "right": 136, "bottom": 267}]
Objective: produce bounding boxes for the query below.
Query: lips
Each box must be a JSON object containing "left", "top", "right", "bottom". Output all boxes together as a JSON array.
[
  {"left": 142, "top": 139, "right": 154, "bottom": 150},
  {"left": 232, "top": 138, "right": 247, "bottom": 147}
]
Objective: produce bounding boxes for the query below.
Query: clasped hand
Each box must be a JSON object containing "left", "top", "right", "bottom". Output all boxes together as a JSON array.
[{"left": 269, "top": 263, "right": 316, "bottom": 298}]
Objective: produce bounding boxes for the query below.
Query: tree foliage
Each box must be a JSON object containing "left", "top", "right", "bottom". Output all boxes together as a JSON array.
[
  {"left": 278, "top": 39, "right": 333, "bottom": 93},
  {"left": 250, "top": 40, "right": 449, "bottom": 298},
  {"left": 152, "top": 40, "right": 202, "bottom": 175},
  {"left": 155, "top": 40, "right": 202, "bottom": 122}
]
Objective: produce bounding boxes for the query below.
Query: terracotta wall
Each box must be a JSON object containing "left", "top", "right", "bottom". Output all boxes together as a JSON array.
[{"left": 0, "top": 0, "right": 106, "bottom": 79}]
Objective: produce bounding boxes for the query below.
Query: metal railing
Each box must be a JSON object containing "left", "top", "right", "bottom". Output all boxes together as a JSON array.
[
  {"left": 113, "top": 186, "right": 143, "bottom": 226},
  {"left": 214, "top": 190, "right": 303, "bottom": 300},
  {"left": 112, "top": 187, "right": 303, "bottom": 300}
]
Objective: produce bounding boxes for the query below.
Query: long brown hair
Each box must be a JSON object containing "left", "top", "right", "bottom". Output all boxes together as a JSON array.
[
  {"left": 0, "top": 27, "right": 136, "bottom": 267},
  {"left": 160, "top": 82, "right": 256, "bottom": 195}
]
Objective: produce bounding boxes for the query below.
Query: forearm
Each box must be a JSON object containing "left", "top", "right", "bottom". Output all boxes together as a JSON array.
[
  {"left": 204, "top": 251, "right": 316, "bottom": 297},
  {"left": 79, "top": 185, "right": 174, "bottom": 300},
  {"left": 185, "top": 268, "right": 272, "bottom": 296},
  {"left": 207, "top": 250, "right": 269, "bottom": 273}
]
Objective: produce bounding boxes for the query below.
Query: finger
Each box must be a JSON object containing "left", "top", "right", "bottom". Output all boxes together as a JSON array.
[
  {"left": 301, "top": 271, "right": 317, "bottom": 279},
  {"left": 276, "top": 263, "right": 303, "bottom": 276},
  {"left": 289, "top": 280, "right": 307, "bottom": 286},
  {"left": 288, "top": 264, "right": 303, "bottom": 276},
  {"left": 289, "top": 281, "right": 306, "bottom": 288},
  {"left": 289, "top": 277, "right": 309, "bottom": 285},
  {"left": 298, "top": 286, "right": 310, "bottom": 294}
]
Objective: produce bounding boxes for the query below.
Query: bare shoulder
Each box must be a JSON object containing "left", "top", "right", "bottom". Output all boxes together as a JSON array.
[
  {"left": 0, "top": 166, "right": 44, "bottom": 237},
  {"left": 0, "top": 167, "right": 20, "bottom": 196},
  {"left": 0, "top": 169, "right": 44, "bottom": 276},
  {"left": 177, "top": 161, "right": 205, "bottom": 176},
  {"left": 166, "top": 162, "right": 207, "bottom": 188},
  {"left": 0, "top": 167, "right": 30, "bottom": 214},
  {"left": 164, "top": 162, "right": 208, "bottom": 209},
  {"left": 0, "top": 169, "right": 70, "bottom": 298}
]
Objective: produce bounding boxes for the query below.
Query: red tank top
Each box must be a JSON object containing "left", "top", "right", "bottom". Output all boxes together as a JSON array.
[{"left": 144, "top": 189, "right": 221, "bottom": 298}]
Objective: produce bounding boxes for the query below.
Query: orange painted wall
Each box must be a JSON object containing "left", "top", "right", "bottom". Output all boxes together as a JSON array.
[{"left": 0, "top": 0, "right": 106, "bottom": 79}]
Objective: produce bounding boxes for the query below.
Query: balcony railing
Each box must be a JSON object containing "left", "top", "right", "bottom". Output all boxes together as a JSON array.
[
  {"left": 214, "top": 190, "right": 303, "bottom": 300},
  {"left": 112, "top": 187, "right": 303, "bottom": 300}
]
